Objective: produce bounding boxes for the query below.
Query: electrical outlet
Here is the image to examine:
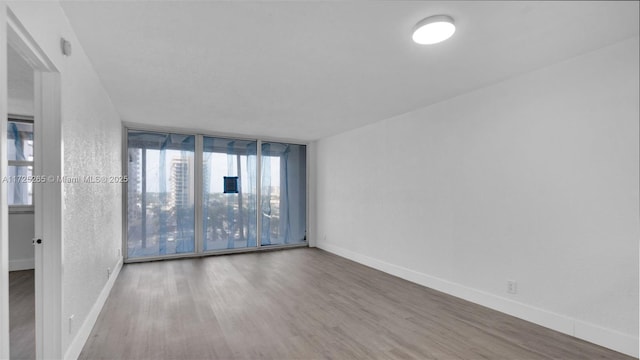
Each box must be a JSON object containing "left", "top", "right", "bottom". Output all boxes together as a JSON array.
[
  {"left": 107, "top": 267, "right": 111, "bottom": 279},
  {"left": 68, "top": 314, "right": 75, "bottom": 334},
  {"left": 507, "top": 280, "right": 518, "bottom": 294}
]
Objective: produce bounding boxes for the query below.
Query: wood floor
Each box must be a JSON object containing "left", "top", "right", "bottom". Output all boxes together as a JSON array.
[
  {"left": 80, "top": 248, "right": 633, "bottom": 360},
  {"left": 9, "top": 270, "right": 35, "bottom": 360}
]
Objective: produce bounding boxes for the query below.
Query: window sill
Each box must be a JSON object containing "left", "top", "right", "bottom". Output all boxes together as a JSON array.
[{"left": 9, "top": 206, "right": 34, "bottom": 214}]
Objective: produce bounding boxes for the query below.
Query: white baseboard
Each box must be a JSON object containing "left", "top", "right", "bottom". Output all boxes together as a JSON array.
[
  {"left": 318, "top": 242, "right": 639, "bottom": 358},
  {"left": 64, "top": 257, "right": 123, "bottom": 360},
  {"left": 9, "top": 258, "right": 34, "bottom": 271}
]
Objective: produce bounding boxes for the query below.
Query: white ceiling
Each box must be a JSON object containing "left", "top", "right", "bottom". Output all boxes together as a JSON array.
[{"left": 60, "top": 1, "right": 639, "bottom": 141}]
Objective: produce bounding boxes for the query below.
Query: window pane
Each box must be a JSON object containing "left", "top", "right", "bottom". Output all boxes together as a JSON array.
[
  {"left": 260, "top": 143, "right": 306, "bottom": 246},
  {"left": 7, "top": 121, "right": 34, "bottom": 161},
  {"left": 127, "top": 131, "right": 195, "bottom": 258},
  {"left": 203, "top": 137, "right": 257, "bottom": 251},
  {"left": 7, "top": 165, "right": 33, "bottom": 206}
]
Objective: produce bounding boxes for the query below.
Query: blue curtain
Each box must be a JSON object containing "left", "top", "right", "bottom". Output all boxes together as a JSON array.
[
  {"left": 246, "top": 142, "right": 257, "bottom": 248},
  {"left": 9, "top": 122, "right": 29, "bottom": 205},
  {"left": 260, "top": 142, "right": 306, "bottom": 246},
  {"left": 226, "top": 141, "right": 235, "bottom": 249},
  {"left": 261, "top": 143, "right": 272, "bottom": 245}
]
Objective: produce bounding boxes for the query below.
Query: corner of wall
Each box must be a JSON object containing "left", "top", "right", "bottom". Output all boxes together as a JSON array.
[
  {"left": 63, "top": 256, "right": 123, "bottom": 360},
  {"left": 318, "top": 243, "right": 639, "bottom": 358},
  {"left": 314, "top": 37, "right": 639, "bottom": 358},
  {"left": 307, "top": 141, "right": 318, "bottom": 248}
]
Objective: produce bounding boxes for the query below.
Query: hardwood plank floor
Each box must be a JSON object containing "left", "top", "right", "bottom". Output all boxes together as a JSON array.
[
  {"left": 9, "top": 270, "right": 35, "bottom": 360},
  {"left": 80, "top": 248, "right": 634, "bottom": 360}
]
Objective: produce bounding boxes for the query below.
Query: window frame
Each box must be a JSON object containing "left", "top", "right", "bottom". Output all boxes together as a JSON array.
[
  {"left": 122, "top": 123, "right": 309, "bottom": 263},
  {"left": 7, "top": 115, "right": 35, "bottom": 214}
]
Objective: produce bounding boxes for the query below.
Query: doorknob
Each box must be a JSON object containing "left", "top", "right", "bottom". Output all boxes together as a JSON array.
[{"left": 32, "top": 238, "right": 42, "bottom": 245}]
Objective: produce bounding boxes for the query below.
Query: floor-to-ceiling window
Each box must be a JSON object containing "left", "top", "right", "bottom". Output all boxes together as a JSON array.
[
  {"left": 125, "top": 129, "right": 306, "bottom": 261},
  {"left": 127, "top": 131, "right": 196, "bottom": 258},
  {"left": 203, "top": 137, "right": 257, "bottom": 251},
  {"left": 261, "top": 142, "right": 306, "bottom": 246}
]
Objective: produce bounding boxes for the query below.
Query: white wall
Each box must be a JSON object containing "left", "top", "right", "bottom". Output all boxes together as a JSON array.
[
  {"left": 7, "top": 97, "right": 31, "bottom": 116},
  {"left": 316, "top": 37, "right": 639, "bottom": 357},
  {"left": 6, "top": 2, "right": 123, "bottom": 358},
  {"left": 8, "top": 213, "right": 33, "bottom": 270}
]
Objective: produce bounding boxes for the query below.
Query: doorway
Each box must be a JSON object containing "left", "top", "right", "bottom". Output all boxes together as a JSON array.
[
  {"left": 7, "top": 41, "right": 36, "bottom": 359},
  {"left": 2, "top": 7, "right": 63, "bottom": 359}
]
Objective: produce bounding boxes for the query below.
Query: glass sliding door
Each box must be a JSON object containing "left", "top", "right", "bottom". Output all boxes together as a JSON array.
[
  {"left": 203, "top": 137, "right": 257, "bottom": 251},
  {"left": 127, "top": 131, "right": 195, "bottom": 258},
  {"left": 260, "top": 142, "right": 306, "bottom": 246},
  {"left": 125, "top": 129, "right": 307, "bottom": 261}
]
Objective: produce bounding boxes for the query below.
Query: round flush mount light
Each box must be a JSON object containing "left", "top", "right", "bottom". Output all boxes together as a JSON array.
[{"left": 412, "top": 15, "right": 456, "bottom": 45}]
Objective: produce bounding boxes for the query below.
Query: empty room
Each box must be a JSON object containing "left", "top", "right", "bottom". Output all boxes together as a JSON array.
[{"left": 0, "top": 1, "right": 638, "bottom": 359}]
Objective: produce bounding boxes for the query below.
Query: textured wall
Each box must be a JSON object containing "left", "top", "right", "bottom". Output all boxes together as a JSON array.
[
  {"left": 8, "top": 2, "right": 123, "bottom": 354},
  {"left": 316, "top": 37, "right": 639, "bottom": 355},
  {"left": 60, "top": 48, "right": 122, "bottom": 354}
]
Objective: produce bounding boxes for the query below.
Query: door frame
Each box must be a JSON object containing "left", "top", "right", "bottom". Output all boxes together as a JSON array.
[{"left": 2, "top": 6, "right": 63, "bottom": 359}]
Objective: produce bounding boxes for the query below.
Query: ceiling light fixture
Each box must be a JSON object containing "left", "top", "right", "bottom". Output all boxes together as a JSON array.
[{"left": 412, "top": 15, "right": 456, "bottom": 45}]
